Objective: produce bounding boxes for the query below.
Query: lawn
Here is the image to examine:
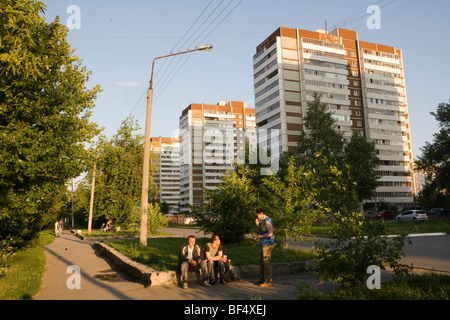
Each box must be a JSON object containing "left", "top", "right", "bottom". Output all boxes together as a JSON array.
[
  {"left": 105, "top": 237, "right": 314, "bottom": 271},
  {"left": 384, "top": 217, "right": 450, "bottom": 235},
  {"left": 300, "top": 272, "right": 450, "bottom": 300},
  {"left": 0, "top": 230, "right": 55, "bottom": 300}
]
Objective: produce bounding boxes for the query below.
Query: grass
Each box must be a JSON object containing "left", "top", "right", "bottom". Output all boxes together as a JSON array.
[
  {"left": 105, "top": 237, "right": 314, "bottom": 271},
  {"left": 0, "top": 230, "right": 55, "bottom": 300},
  {"left": 384, "top": 218, "right": 450, "bottom": 235},
  {"left": 300, "top": 272, "right": 450, "bottom": 300}
]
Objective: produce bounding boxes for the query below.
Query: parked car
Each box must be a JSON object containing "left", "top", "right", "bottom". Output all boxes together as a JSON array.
[
  {"left": 373, "top": 210, "right": 396, "bottom": 220},
  {"left": 396, "top": 210, "right": 428, "bottom": 221},
  {"left": 363, "top": 211, "right": 376, "bottom": 218}
]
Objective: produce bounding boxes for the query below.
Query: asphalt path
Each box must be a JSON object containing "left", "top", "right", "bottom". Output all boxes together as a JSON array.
[{"left": 33, "top": 228, "right": 337, "bottom": 301}]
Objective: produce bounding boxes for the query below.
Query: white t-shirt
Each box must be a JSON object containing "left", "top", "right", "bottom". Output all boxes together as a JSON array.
[{"left": 187, "top": 246, "right": 194, "bottom": 260}]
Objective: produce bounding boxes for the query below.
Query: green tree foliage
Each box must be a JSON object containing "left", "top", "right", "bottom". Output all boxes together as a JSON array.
[
  {"left": 0, "top": 0, "right": 101, "bottom": 260},
  {"left": 415, "top": 100, "right": 450, "bottom": 208},
  {"left": 262, "top": 156, "right": 328, "bottom": 247},
  {"left": 294, "top": 92, "right": 379, "bottom": 202},
  {"left": 344, "top": 131, "right": 380, "bottom": 202},
  {"left": 297, "top": 93, "right": 345, "bottom": 160},
  {"left": 313, "top": 212, "right": 411, "bottom": 289},
  {"left": 79, "top": 117, "right": 166, "bottom": 232},
  {"left": 190, "top": 168, "right": 258, "bottom": 244}
]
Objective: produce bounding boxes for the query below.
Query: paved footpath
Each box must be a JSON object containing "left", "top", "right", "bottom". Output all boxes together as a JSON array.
[{"left": 33, "top": 229, "right": 336, "bottom": 301}]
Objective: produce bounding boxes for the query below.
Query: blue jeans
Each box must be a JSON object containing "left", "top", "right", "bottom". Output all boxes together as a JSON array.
[
  {"left": 180, "top": 260, "right": 208, "bottom": 284},
  {"left": 206, "top": 260, "right": 225, "bottom": 282}
]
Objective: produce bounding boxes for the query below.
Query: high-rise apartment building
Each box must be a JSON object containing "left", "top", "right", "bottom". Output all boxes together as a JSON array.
[
  {"left": 253, "top": 27, "right": 414, "bottom": 208},
  {"left": 179, "top": 100, "right": 256, "bottom": 211},
  {"left": 151, "top": 136, "right": 181, "bottom": 214}
]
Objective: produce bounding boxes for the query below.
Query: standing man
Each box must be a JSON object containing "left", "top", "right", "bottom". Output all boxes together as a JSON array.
[
  {"left": 253, "top": 208, "right": 274, "bottom": 287},
  {"left": 178, "top": 235, "right": 207, "bottom": 289},
  {"left": 204, "top": 234, "right": 228, "bottom": 285}
]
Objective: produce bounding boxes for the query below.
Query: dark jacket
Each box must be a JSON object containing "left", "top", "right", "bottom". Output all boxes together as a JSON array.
[{"left": 178, "top": 243, "right": 202, "bottom": 264}]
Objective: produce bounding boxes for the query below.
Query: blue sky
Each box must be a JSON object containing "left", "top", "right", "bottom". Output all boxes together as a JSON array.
[{"left": 43, "top": 0, "right": 450, "bottom": 159}]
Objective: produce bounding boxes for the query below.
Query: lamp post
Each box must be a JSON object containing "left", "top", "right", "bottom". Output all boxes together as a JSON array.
[{"left": 140, "top": 45, "right": 213, "bottom": 246}]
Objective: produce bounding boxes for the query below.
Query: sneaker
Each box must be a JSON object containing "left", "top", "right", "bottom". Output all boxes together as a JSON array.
[
  {"left": 183, "top": 282, "right": 188, "bottom": 289},
  {"left": 220, "top": 279, "right": 227, "bottom": 284},
  {"left": 259, "top": 282, "right": 272, "bottom": 288},
  {"left": 203, "top": 281, "right": 211, "bottom": 287}
]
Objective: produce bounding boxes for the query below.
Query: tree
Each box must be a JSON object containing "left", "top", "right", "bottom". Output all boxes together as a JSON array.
[
  {"left": 293, "top": 93, "right": 379, "bottom": 203},
  {"left": 313, "top": 211, "right": 411, "bottom": 289},
  {"left": 344, "top": 131, "right": 380, "bottom": 202},
  {"left": 160, "top": 201, "right": 170, "bottom": 215},
  {"left": 190, "top": 169, "right": 258, "bottom": 244},
  {"left": 82, "top": 117, "right": 165, "bottom": 231},
  {"left": 262, "top": 156, "right": 327, "bottom": 247},
  {"left": 296, "top": 93, "right": 345, "bottom": 161},
  {"left": 0, "top": 0, "right": 101, "bottom": 258},
  {"left": 416, "top": 101, "right": 450, "bottom": 208}
]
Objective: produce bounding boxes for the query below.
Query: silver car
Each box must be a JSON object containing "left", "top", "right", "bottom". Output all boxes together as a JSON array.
[{"left": 396, "top": 210, "right": 428, "bottom": 221}]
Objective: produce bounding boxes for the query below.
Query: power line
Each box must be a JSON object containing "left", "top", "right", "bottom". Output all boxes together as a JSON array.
[
  {"left": 131, "top": 0, "right": 217, "bottom": 119},
  {"left": 155, "top": 0, "right": 233, "bottom": 89},
  {"left": 153, "top": 0, "right": 243, "bottom": 103},
  {"left": 152, "top": 0, "right": 216, "bottom": 83},
  {"left": 330, "top": 0, "right": 397, "bottom": 29},
  {"left": 132, "top": 0, "right": 244, "bottom": 118}
]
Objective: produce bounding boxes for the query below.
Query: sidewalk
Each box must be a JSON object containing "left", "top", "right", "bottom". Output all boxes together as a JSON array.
[{"left": 33, "top": 229, "right": 336, "bottom": 300}]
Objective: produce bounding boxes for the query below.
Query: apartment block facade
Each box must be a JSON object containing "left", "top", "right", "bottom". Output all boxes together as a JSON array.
[
  {"left": 253, "top": 27, "right": 414, "bottom": 208},
  {"left": 151, "top": 136, "right": 180, "bottom": 214},
  {"left": 179, "top": 100, "right": 256, "bottom": 211}
]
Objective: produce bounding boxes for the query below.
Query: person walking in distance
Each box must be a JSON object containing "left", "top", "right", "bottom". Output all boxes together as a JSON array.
[{"left": 253, "top": 208, "right": 274, "bottom": 287}]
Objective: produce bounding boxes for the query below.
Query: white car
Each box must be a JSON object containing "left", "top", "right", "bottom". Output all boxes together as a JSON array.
[{"left": 396, "top": 210, "right": 428, "bottom": 221}]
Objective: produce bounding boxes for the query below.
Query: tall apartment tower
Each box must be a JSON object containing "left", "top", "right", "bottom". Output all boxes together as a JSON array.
[
  {"left": 179, "top": 100, "right": 256, "bottom": 212},
  {"left": 151, "top": 136, "right": 181, "bottom": 214},
  {"left": 253, "top": 27, "right": 414, "bottom": 209}
]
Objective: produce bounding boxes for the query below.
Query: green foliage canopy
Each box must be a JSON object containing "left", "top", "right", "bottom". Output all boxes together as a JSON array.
[{"left": 0, "top": 0, "right": 101, "bottom": 254}]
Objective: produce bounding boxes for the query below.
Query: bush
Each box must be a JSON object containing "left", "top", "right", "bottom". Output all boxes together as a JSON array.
[{"left": 313, "top": 211, "right": 411, "bottom": 289}]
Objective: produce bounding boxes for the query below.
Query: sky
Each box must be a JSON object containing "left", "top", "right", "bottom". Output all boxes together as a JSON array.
[{"left": 42, "top": 0, "right": 450, "bottom": 160}]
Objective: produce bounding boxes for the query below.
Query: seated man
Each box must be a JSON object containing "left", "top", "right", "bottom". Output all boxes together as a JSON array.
[
  {"left": 178, "top": 235, "right": 208, "bottom": 289},
  {"left": 203, "top": 234, "right": 228, "bottom": 285}
]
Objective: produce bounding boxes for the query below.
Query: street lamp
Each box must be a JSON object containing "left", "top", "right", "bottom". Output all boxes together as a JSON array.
[{"left": 140, "top": 45, "right": 213, "bottom": 246}]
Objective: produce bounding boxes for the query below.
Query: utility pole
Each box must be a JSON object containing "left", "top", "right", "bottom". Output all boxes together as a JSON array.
[
  {"left": 71, "top": 178, "right": 74, "bottom": 228},
  {"left": 140, "top": 45, "right": 213, "bottom": 246},
  {"left": 88, "top": 162, "right": 96, "bottom": 235}
]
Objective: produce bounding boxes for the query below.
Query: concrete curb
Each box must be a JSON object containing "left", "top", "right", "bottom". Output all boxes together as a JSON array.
[{"left": 93, "top": 241, "right": 311, "bottom": 288}]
